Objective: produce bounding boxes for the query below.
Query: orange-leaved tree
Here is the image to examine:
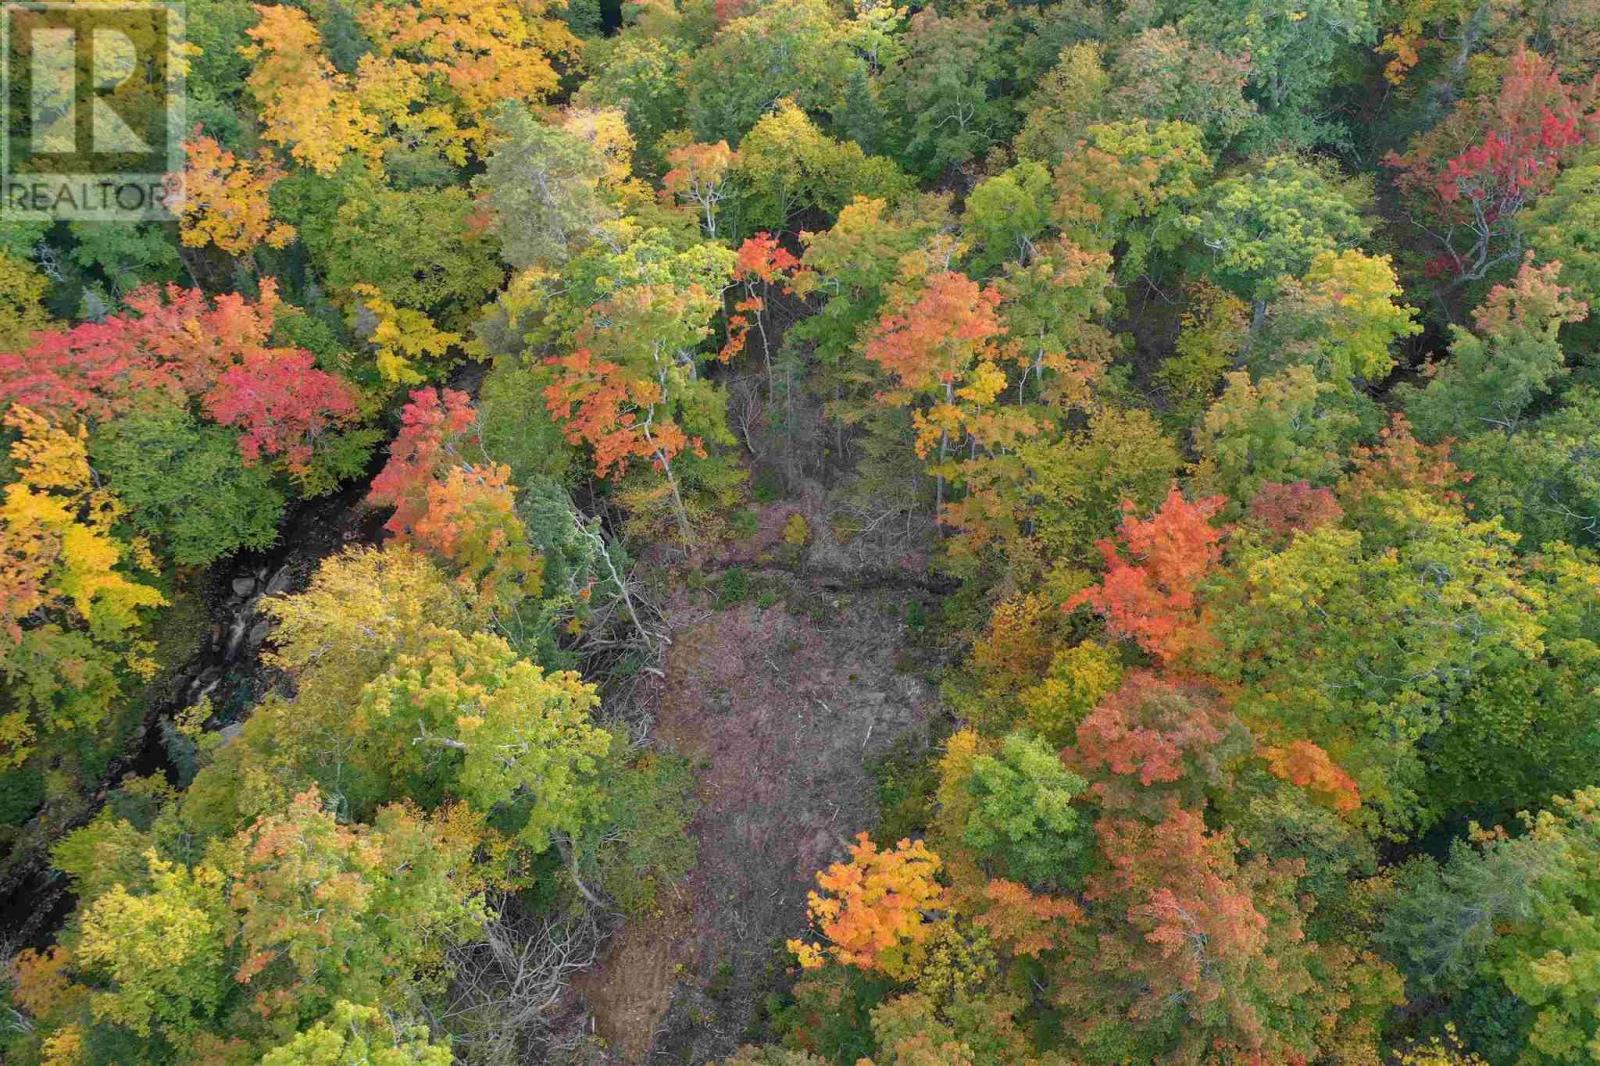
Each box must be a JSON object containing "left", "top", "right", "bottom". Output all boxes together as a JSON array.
[
  {"left": 367, "top": 388, "right": 540, "bottom": 604},
  {"left": 1068, "top": 486, "right": 1226, "bottom": 664},
  {"left": 789, "top": 832, "right": 946, "bottom": 979},
  {"left": 721, "top": 232, "right": 800, "bottom": 401},
  {"left": 865, "top": 264, "right": 1021, "bottom": 510}
]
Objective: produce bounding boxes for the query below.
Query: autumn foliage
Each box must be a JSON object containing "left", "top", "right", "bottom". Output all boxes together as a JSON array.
[
  {"left": 1264, "top": 740, "right": 1362, "bottom": 814},
  {"left": 721, "top": 232, "right": 799, "bottom": 364},
  {"left": 789, "top": 833, "right": 946, "bottom": 978},
  {"left": 366, "top": 388, "right": 539, "bottom": 601},
  {"left": 865, "top": 270, "right": 1005, "bottom": 392},
  {"left": 973, "top": 878, "right": 1082, "bottom": 957},
  {"left": 357, "top": 0, "right": 578, "bottom": 146},
  {"left": 1070, "top": 671, "right": 1236, "bottom": 812},
  {"left": 662, "top": 140, "right": 735, "bottom": 237},
  {"left": 0, "top": 408, "right": 164, "bottom": 766},
  {"left": 1083, "top": 806, "right": 1306, "bottom": 1055},
  {"left": 0, "top": 281, "right": 360, "bottom": 477},
  {"left": 11, "top": 6, "right": 1600, "bottom": 1066},
  {"left": 543, "top": 349, "right": 697, "bottom": 479},
  {"left": 204, "top": 352, "right": 360, "bottom": 474},
  {"left": 1388, "top": 49, "right": 1600, "bottom": 279},
  {"left": 243, "top": 6, "right": 380, "bottom": 175},
  {"left": 367, "top": 387, "right": 479, "bottom": 538},
  {"left": 173, "top": 135, "right": 295, "bottom": 256},
  {"left": 1068, "top": 487, "right": 1226, "bottom": 664},
  {"left": 0, "top": 283, "right": 282, "bottom": 419},
  {"left": 1246, "top": 481, "right": 1344, "bottom": 542}
]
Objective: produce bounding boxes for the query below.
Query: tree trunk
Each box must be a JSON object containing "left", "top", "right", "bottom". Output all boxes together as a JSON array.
[{"left": 657, "top": 449, "right": 695, "bottom": 549}]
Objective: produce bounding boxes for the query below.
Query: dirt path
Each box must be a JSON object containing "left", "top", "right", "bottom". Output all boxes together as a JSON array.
[{"left": 574, "top": 580, "right": 943, "bottom": 1063}]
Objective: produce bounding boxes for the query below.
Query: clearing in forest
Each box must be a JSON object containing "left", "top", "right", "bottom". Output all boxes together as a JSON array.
[{"left": 576, "top": 578, "right": 943, "bottom": 1063}]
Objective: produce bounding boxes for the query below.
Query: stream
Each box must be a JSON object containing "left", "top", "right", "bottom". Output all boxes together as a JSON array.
[{"left": 0, "top": 475, "right": 388, "bottom": 949}]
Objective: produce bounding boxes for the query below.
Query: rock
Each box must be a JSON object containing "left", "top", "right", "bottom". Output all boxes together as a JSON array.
[
  {"left": 262, "top": 565, "right": 293, "bottom": 597},
  {"left": 186, "top": 666, "right": 221, "bottom": 702},
  {"left": 244, "top": 618, "right": 274, "bottom": 653},
  {"left": 231, "top": 576, "right": 256, "bottom": 598}
]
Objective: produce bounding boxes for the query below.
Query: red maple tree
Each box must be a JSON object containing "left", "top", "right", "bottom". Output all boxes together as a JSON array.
[
  {"left": 1085, "top": 806, "right": 1299, "bottom": 1050},
  {"left": 1388, "top": 49, "right": 1599, "bottom": 280},
  {"left": 204, "top": 352, "right": 361, "bottom": 474},
  {"left": 1070, "top": 671, "right": 1237, "bottom": 813},
  {"left": 1067, "top": 486, "right": 1226, "bottom": 664},
  {"left": 1246, "top": 481, "right": 1343, "bottom": 543},
  {"left": 367, "top": 387, "right": 478, "bottom": 537},
  {"left": 0, "top": 280, "right": 361, "bottom": 475}
]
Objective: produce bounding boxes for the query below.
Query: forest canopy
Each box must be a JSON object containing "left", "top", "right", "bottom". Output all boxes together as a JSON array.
[{"left": 4, "top": 0, "right": 1600, "bottom": 1064}]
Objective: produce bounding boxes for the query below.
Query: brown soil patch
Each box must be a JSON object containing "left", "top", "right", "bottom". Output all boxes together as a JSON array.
[
  {"left": 576, "top": 580, "right": 942, "bottom": 1063},
  {"left": 571, "top": 893, "right": 691, "bottom": 1060}
]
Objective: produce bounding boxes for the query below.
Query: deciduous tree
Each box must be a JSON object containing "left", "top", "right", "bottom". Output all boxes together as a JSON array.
[
  {"left": 367, "top": 388, "right": 479, "bottom": 540},
  {"left": 1107, "top": 28, "right": 1255, "bottom": 146},
  {"left": 74, "top": 853, "right": 229, "bottom": 1040},
  {"left": 225, "top": 790, "right": 484, "bottom": 1027},
  {"left": 1389, "top": 49, "right": 1598, "bottom": 282},
  {"left": 957, "top": 732, "right": 1092, "bottom": 890},
  {"left": 789, "top": 833, "right": 946, "bottom": 979},
  {"left": 663, "top": 140, "right": 735, "bottom": 238},
  {"left": 1013, "top": 42, "right": 1109, "bottom": 164},
  {"left": 259, "top": 1001, "right": 452, "bottom": 1066},
  {"left": 1064, "top": 805, "right": 1346, "bottom": 1064},
  {"left": 1067, "top": 487, "right": 1226, "bottom": 664},
  {"left": 0, "top": 281, "right": 290, "bottom": 423},
  {"left": 0, "top": 408, "right": 164, "bottom": 767},
  {"left": 356, "top": 0, "right": 579, "bottom": 149},
  {"left": 961, "top": 163, "right": 1055, "bottom": 276},
  {"left": 727, "top": 101, "right": 912, "bottom": 237},
  {"left": 356, "top": 630, "right": 609, "bottom": 853},
  {"left": 203, "top": 350, "right": 361, "bottom": 477},
  {"left": 243, "top": 5, "right": 379, "bottom": 175},
  {"left": 173, "top": 134, "right": 295, "bottom": 257},
  {"left": 1405, "top": 255, "right": 1587, "bottom": 438},
  {"left": 1184, "top": 155, "right": 1371, "bottom": 303},
  {"left": 1257, "top": 250, "right": 1420, "bottom": 382},
  {"left": 1069, "top": 671, "right": 1242, "bottom": 814},
  {"left": 1194, "top": 366, "right": 1375, "bottom": 504},
  {"left": 880, "top": 9, "right": 1009, "bottom": 177},
  {"left": 1054, "top": 119, "right": 1213, "bottom": 280}
]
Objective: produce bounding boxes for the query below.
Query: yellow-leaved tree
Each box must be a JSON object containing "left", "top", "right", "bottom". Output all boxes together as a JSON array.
[
  {"left": 357, "top": 0, "right": 579, "bottom": 150},
  {"left": 0, "top": 407, "right": 165, "bottom": 767},
  {"left": 173, "top": 135, "right": 296, "bottom": 257},
  {"left": 243, "top": 5, "right": 379, "bottom": 175}
]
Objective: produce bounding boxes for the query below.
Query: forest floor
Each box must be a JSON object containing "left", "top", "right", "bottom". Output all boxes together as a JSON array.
[{"left": 572, "top": 560, "right": 947, "bottom": 1063}]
